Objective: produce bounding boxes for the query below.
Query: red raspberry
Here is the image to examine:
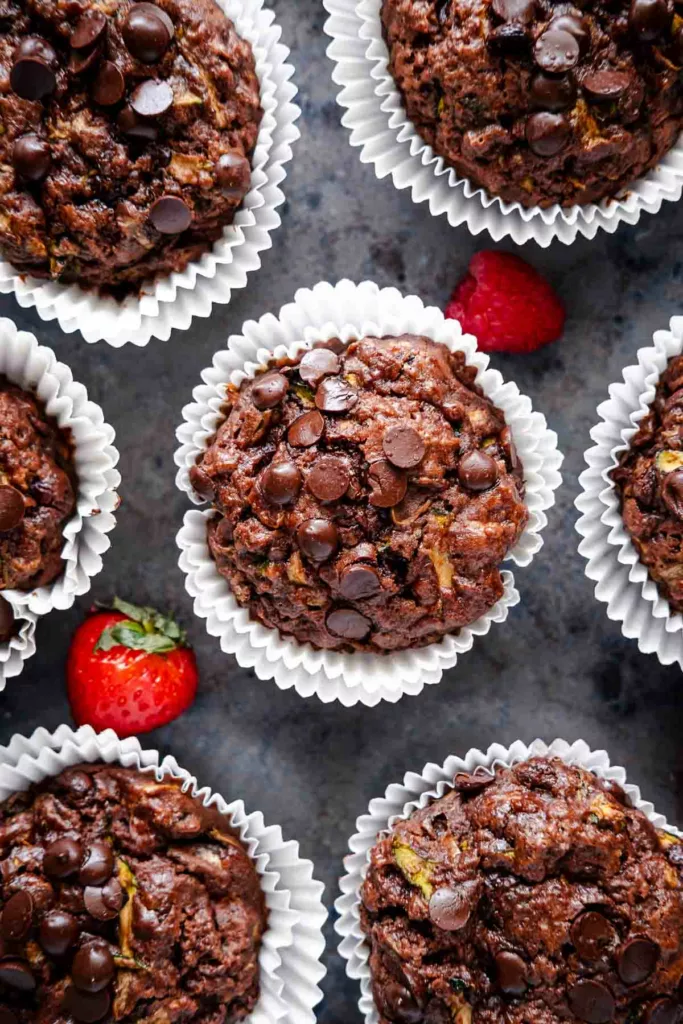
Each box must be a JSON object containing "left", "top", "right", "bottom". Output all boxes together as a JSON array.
[{"left": 445, "top": 251, "right": 565, "bottom": 355}]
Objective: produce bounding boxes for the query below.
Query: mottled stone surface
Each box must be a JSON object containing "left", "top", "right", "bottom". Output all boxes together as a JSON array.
[{"left": 2, "top": 2, "right": 683, "bottom": 1020}]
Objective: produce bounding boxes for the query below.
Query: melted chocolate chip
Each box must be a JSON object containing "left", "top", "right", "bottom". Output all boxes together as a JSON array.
[
  {"left": 288, "top": 410, "right": 325, "bottom": 448},
  {"left": 307, "top": 457, "right": 350, "bottom": 503},
  {"left": 1, "top": 891, "right": 33, "bottom": 941},
  {"left": 251, "top": 372, "right": 288, "bottom": 411},
  {"left": 130, "top": 79, "right": 173, "bottom": 118},
  {"left": 534, "top": 28, "right": 580, "bottom": 73},
  {"left": 83, "top": 878, "right": 123, "bottom": 921},
  {"left": 72, "top": 942, "right": 115, "bottom": 993},
  {"left": 117, "top": 105, "right": 159, "bottom": 141},
  {"left": 488, "top": 22, "right": 530, "bottom": 51},
  {"left": 629, "top": 0, "right": 672, "bottom": 38},
  {"left": 315, "top": 377, "right": 358, "bottom": 414},
  {"left": 188, "top": 464, "right": 214, "bottom": 501},
  {"left": 526, "top": 111, "right": 570, "bottom": 157},
  {"left": 570, "top": 911, "right": 617, "bottom": 961},
  {"left": 383, "top": 425, "right": 426, "bottom": 470},
  {"left": 71, "top": 11, "right": 107, "bottom": 50},
  {"left": 339, "top": 565, "right": 381, "bottom": 601},
  {"left": 0, "top": 486, "right": 25, "bottom": 532},
  {"left": 368, "top": 460, "right": 407, "bottom": 508},
  {"left": 0, "top": 597, "right": 15, "bottom": 645},
  {"left": 39, "top": 909, "right": 80, "bottom": 956},
  {"left": 297, "top": 519, "right": 338, "bottom": 562},
  {"left": 382, "top": 982, "right": 422, "bottom": 1024},
  {"left": 458, "top": 450, "right": 499, "bottom": 491},
  {"left": 663, "top": 469, "right": 683, "bottom": 519},
  {"left": 582, "top": 70, "right": 630, "bottom": 102},
  {"left": 568, "top": 980, "right": 616, "bottom": 1023},
  {"left": 44, "top": 837, "right": 83, "bottom": 879},
  {"left": 551, "top": 12, "right": 590, "bottom": 53},
  {"left": 617, "top": 937, "right": 659, "bottom": 985},
  {"left": 495, "top": 951, "right": 528, "bottom": 995},
  {"left": 80, "top": 841, "right": 114, "bottom": 887},
  {"left": 216, "top": 151, "right": 251, "bottom": 198},
  {"left": 326, "top": 607, "right": 372, "bottom": 641},
  {"left": 91, "top": 62, "right": 125, "bottom": 106},
  {"left": 69, "top": 44, "right": 102, "bottom": 75},
  {"left": 530, "top": 72, "right": 577, "bottom": 112},
  {"left": 149, "top": 196, "right": 192, "bottom": 234},
  {"left": 260, "top": 462, "right": 302, "bottom": 506},
  {"left": 123, "top": 3, "right": 174, "bottom": 63},
  {"left": 299, "top": 349, "right": 341, "bottom": 388},
  {"left": 0, "top": 958, "right": 35, "bottom": 991},
  {"left": 429, "top": 881, "right": 479, "bottom": 931},
  {"left": 491, "top": 0, "right": 534, "bottom": 20},
  {"left": 453, "top": 769, "right": 495, "bottom": 793},
  {"left": 64, "top": 984, "right": 111, "bottom": 1023}
]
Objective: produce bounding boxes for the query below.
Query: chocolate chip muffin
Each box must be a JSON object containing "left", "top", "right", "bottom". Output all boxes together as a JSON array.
[
  {"left": 381, "top": 0, "right": 683, "bottom": 208},
  {"left": 0, "top": 763, "right": 266, "bottom": 1023},
  {"left": 361, "top": 756, "right": 683, "bottom": 1024},
  {"left": 0, "top": 0, "right": 262, "bottom": 293},
  {"left": 612, "top": 353, "right": 683, "bottom": 614},
  {"left": 0, "top": 379, "right": 76, "bottom": 592},
  {"left": 190, "top": 334, "right": 528, "bottom": 653}
]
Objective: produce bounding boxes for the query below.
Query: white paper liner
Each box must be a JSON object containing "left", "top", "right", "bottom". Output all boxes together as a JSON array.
[
  {"left": 0, "top": 2, "right": 300, "bottom": 348},
  {"left": 322, "top": 0, "right": 683, "bottom": 247},
  {"left": 174, "top": 279, "right": 563, "bottom": 706},
  {"left": 0, "top": 724, "right": 327, "bottom": 1024},
  {"left": 575, "top": 317, "right": 683, "bottom": 666},
  {"left": 335, "top": 737, "right": 680, "bottom": 1024},
  {"left": 0, "top": 600, "right": 37, "bottom": 685},
  {"left": 0, "top": 317, "right": 120, "bottom": 614}
]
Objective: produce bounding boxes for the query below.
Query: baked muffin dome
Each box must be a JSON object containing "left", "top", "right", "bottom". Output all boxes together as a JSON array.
[
  {"left": 0, "top": 764, "right": 266, "bottom": 1022},
  {"left": 361, "top": 756, "right": 683, "bottom": 1024},
  {"left": 381, "top": 0, "right": 683, "bottom": 208},
  {"left": 0, "top": 0, "right": 262, "bottom": 292},
  {"left": 190, "top": 334, "right": 528, "bottom": 654}
]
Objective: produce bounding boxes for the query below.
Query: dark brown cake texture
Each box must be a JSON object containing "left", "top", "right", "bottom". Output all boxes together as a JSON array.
[
  {"left": 361, "top": 756, "right": 683, "bottom": 1024},
  {"left": 381, "top": 0, "right": 683, "bottom": 209},
  {"left": 0, "top": 0, "right": 262, "bottom": 293},
  {"left": 0, "top": 598, "right": 17, "bottom": 645},
  {"left": 191, "top": 334, "right": 529, "bottom": 654},
  {"left": 0, "top": 763, "right": 266, "bottom": 1023},
  {"left": 0, "top": 379, "right": 76, "bottom": 592},
  {"left": 613, "top": 352, "right": 683, "bottom": 614}
]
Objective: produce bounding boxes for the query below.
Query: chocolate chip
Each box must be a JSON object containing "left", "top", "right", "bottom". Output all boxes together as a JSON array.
[
  {"left": 617, "top": 937, "right": 659, "bottom": 985},
  {"left": 69, "top": 44, "right": 102, "bottom": 75},
  {"left": 0, "top": 958, "right": 35, "bottom": 991},
  {"left": 339, "top": 565, "right": 381, "bottom": 601},
  {"left": 12, "top": 134, "right": 51, "bottom": 182},
  {"left": 80, "top": 841, "right": 114, "bottom": 887},
  {"left": 216, "top": 151, "right": 251, "bottom": 198},
  {"left": 644, "top": 999, "right": 680, "bottom": 1024},
  {"left": 457, "top": 450, "right": 499, "bottom": 491},
  {"left": 453, "top": 769, "right": 495, "bottom": 793},
  {"left": 1, "top": 891, "right": 33, "bottom": 941},
  {"left": 0, "top": 597, "right": 15, "bottom": 645},
  {"left": 495, "top": 951, "right": 528, "bottom": 995},
  {"left": 526, "top": 111, "right": 570, "bottom": 157},
  {"left": 84, "top": 878, "right": 123, "bottom": 921},
  {"left": 534, "top": 28, "right": 580, "bottom": 72},
  {"left": 315, "top": 377, "right": 358, "bottom": 414},
  {"left": 568, "top": 980, "right": 615, "bottom": 1023},
  {"left": 582, "top": 70, "right": 630, "bottom": 102},
  {"left": 188, "top": 464, "right": 214, "bottom": 501},
  {"left": 72, "top": 941, "right": 115, "bottom": 993},
  {"left": 91, "top": 62, "right": 125, "bottom": 106},
  {"left": 15, "top": 36, "right": 57, "bottom": 65},
  {"left": 491, "top": 0, "right": 534, "bottom": 21},
  {"left": 123, "top": 2, "right": 174, "bottom": 63},
  {"left": 130, "top": 78, "right": 173, "bottom": 118},
  {"left": 530, "top": 72, "right": 577, "bottom": 111},
  {"left": 368, "top": 460, "right": 407, "bottom": 508},
  {"left": 307, "top": 457, "right": 350, "bottom": 503},
  {"left": 39, "top": 909, "right": 80, "bottom": 956},
  {"left": 260, "top": 462, "right": 302, "bottom": 506},
  {"left": 570, "top": 911, "right": 617, "bottom": 961},
  {"left": 382, "top": 982, "right": 422, "bottom": 1024},
  {"left": 551, "top": 12, "right": 590, "bottom": 53},
  {"left": 663, "top": 468, "right": 683, "bottom": 519},
  {"left": 44, "top": 837, "right": 83, "bottom": 879},
  {"left": 11, "top": 38, "right": 57, "bottom": 100},
  {"left": 299, "top": 349, "right": 341, "bottom": 388},
  {"left": 117, "top": 105, "right": 159, "bottom": 141},
  {"left": 488, "top": 22, "right": 531, "bottom": 52},
  {"left": 629, "top": 0, "right": 672, "bottom": 38},
  {"left": 251, "top": 372, "right": 288, "bottom": 411},
  {"left": 326, "top": 607, "right": 372, "bottom": 641},
  {"left": 0, "top": 486, "right": 24, "bottom": 532},
  {"left": 149, "top": 196, "right": 192, "bottom": 234},
  {"left": 64, "top": 984, "right": 111, "bottom": 1023},
  {"left": 297, "top": 519, "right": 338, "bottom": 562},
  {"left": 383, "top": 425, "right": 426, "bottom": 470},
  {"left": 71, "top": 11, "right": 107, "bottom": 49},
  {"left": 288, "top": 410, "right": 325, "bottom": 448},
  {"left": 132, "top": 900, "right": 160, "bottom": 938},
  {"left": 429, "top": 881, "right": 479, "bottom": 931}
]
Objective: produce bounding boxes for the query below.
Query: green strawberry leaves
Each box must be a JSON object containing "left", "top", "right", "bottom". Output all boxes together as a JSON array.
[{"left": 94, "top": 597, "right": 188, "bottom": 655}]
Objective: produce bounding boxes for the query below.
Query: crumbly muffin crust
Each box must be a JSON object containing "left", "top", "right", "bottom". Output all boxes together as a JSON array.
[
  {"left": 361, "top": 756, "right": 683, "bottom": 1024},
  {"left": 191, "top": 334, "right": 528, "bottom": 654},
  {"left": 0, "top": 764, "right": 266, "bottom": 1023},
  {"left": 613, "top": 353, "right": 683, "bottom": 614},
  {"left": 0, "top": 0, "right": 262, "bottom": 293},
  {"left": 0, "top": 379, "right": 75, "bottom": 592},
  {"left": 381, "top": 0, "right": 683, "bottom": 208}
]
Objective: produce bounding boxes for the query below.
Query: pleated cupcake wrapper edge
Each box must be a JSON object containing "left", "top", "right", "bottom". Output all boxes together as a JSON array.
[
  {"left": 0, "top": 602, "right": 37, "bottom": 685},
  {"left": 0, "top": 724, "right": 327, "bottom": 1024},
  {"left": 334, "top": 737, "right": 680, "bottom": 1024},
  {"left": 0, "top": 317, "right": 120, "bottom": 616},
  {"left": 0, "top": 0, "right": 300, "bottom": 348},
  {"left": 575, "top": 316, "right": 683, "bottom": 666},
  {"left": 174, "top": 279, "right": 563, "bottom": 706},
  {"left": 322, "top": 0, "right": 683, "bottom": 247}
]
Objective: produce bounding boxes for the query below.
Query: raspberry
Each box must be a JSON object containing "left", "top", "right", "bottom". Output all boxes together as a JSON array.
[{"left": 445, "top": 251, "right": 566, "bottom": 355}]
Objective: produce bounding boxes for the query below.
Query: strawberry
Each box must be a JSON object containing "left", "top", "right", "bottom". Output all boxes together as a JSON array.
[
  {"left": 67, "top": 598, "right": 198, "bottom": 738},
  {"left": 445, "top": 250, "right": 565, "bottom": 355}
]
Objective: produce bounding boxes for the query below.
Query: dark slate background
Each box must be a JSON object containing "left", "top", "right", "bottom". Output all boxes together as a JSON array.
[{"left": 2, "top": 1, "right": 683, "bottom": 1019}]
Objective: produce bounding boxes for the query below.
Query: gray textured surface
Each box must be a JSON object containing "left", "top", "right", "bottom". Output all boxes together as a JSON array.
[{"left": 2, "top": 1, "right": 683, "bottom": 1019}]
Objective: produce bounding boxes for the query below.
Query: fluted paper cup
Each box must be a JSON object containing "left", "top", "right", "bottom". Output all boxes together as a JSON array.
[
  {"left": 0, "top": 724, "right": 327, "bottom": 1024},
  {"left": 576, "top": 317, "right": 683, "bottom": 667},
  {"left": 0, "top": 317, "right": 120, "bottom": 615},
  {"left": 335, "top": 737, "right": 679, "bottom": 1024},
  {"left": 174, "top": 279, "right": 563, "bottom": 707},
  {"left": 322, "top": 0, "right": 683, "bottom": 247},
  {"left": 0, "top": 600, "right": 37, "bottom": 686},
  {"left": 0, "top": 0, "right": 300, "bottom": 348}
]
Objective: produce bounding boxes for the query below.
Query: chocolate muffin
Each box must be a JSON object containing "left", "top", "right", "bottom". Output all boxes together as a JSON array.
[
  {"left": 361, "top": 755, "right": 683, "bottom": 1024},
  {"left": 381, "top": 0, "right": 683, "bottom": 208},
  {"left": 0, "top": 0, "right": 262, "bottom": 293},
  {"left": 0, "top": 763, "right": 266, "bottom": 1023},
  {"left": 613, "top": 353, "right": 683, "bottom": 614},
  {"left": 0, "top": 380, "right": 76, "bottom": 592},
  {"left": 191, "top": 334, "right": 528, "bottom": 653}
]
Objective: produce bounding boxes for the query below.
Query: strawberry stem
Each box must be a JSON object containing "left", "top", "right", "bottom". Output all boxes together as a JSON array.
[{"left": 94, "top": 598, "right": 188, "bottom": 655}]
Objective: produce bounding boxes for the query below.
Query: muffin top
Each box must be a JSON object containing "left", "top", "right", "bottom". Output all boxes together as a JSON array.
[
  {"left": 191, "top": 334, "right": 528, "bottom": 654},
  {"left": 613, "top": 353, "right": 683, "bottom": 614},
  {"left": 0, "top": 380, "right": 75, "bottom": 592},
  {"left": 381, "top": 0, "right": 683, "bottom": 208},
  {"left": 0, "top": 763, "right": 266, "bottom": 1023},
  {"left": 361, "top": 756, "right": 683, "bottom": 1024},
  {"left": 0, "top": 0, "right": 262, "bottom": 293}
]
